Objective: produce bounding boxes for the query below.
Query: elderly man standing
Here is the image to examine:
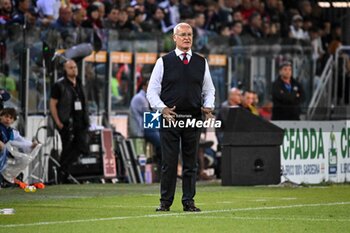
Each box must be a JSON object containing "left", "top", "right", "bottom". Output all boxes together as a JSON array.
[{"left": 147, "top": 22, "right": 215, "bottom": 212}]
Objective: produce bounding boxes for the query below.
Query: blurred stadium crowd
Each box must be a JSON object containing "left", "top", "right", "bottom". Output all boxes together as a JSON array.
[{"left": 0, "top": 0, "right": 345, "bottom": 54}]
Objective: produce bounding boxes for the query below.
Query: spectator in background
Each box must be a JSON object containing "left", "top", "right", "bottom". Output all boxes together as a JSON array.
[
  {"left": 159, "top": 0, "right": 180, "bottom": 27},
  {"left": 116, "top": 8, "right": 134, "bottom": 33},
  {"left": 72, "top": 8, "right": 86, "bottom": 28},
  {"left": 82, "top": 4, "right": 103, "bottom": 29},
  {"left": 9, "top": 0, "right": 30, "bottom": 25},
  {"left": 115, "top": 0, "right": 129, "bottom": 9},
  {"left": 23, "top": 6, "right": 39, "bottom": 29},
  {"left": 144, "top": 0, "right": 158, "bottom": 20},
  {"left": 276, "top": 0, "right": 289, "bottom": 38},
  {"left": 271, "top": 61, "right": 304, "bottom": 120},
  {"left": 82, "top": 4, "right": 105, "bottom": 50},
  {"left": 309, "top": 26, "right": 325, "bottom": 75},
  {"left": 320, "top": 20, "right": 332, "bottom": 51},
  {"left": 215, "top": 87, "right": 242, "bottom": 147},
  {"left": 298, "top": 0, "right": 314, "bottom": 22},
  {"left": 194, "top": 12, "right": 206, "bottom": 34},
  {"left": 132, "top": 9, "right": 148, "bottom": 32},
  {"left": 0, "top": 108, "right": 39, "bottom": 188},
  {"left": 241, "top": 90, "right": 259, "bottom": 116},
  {"left": 129, "top": 78, "right": 161, "bottom": 165},
  {"left": 0, "top": 65, "right": 16, "bottom": 99},
  {"left": 145, "top": 7, "right": 173, "bottom": 33},
  {"left": 126, "top": 5, "right": 136, "bottom": 21},
  {"left": 262, "top": 20, "right": 280, "bottom": 38},
  {"left": 302, "top": 16, "right": 313, "bottom": 33},
  {"left": 327, "top": 23, "right": 343, "bottom": 58},
  {"left": 179, "top": 0, "right": 194, "bottom": 18},
  {"left": 259, "top": 101, "right": 273, "bottom": 120},
  {"left": 131, "top": 0, "right": 145, "bottom": 7},
  {"left": 219, "top": 23, "right": 231, "bottom": 37},
  {"left": 229, "top": 20, "right": 243, "bottom": 45},
  {"left": 179, "top": 0, "right": 193, "bottom": 20},
  {"left": 265, "top": 0, "right": 279, "bottom": 23},
  {"left": 217, "top": 0, "right": 234, "bottom": 25},
  {"left": 329, "top": 23, "right": 342, "bottom": 46},
  {"left": 252, "top": 90, "right": 259, "bottom": 107},
  {"left": 0, "top": 89, "right": 10, "bottom": 110},
  {"left": 209, "top": 23, "right": 230, "bottom": 54},
  {"left": 183, "top": 14, "right": 195, "bottom": 28},
  {"left": 204, "top": 1, "right": 220, "bottom": 32},
  {"left": 64, "top": 8, "right": 87, "bottom": 46},
  {"left": 52, "top": 7, "right": 73, "bottom": 32},
  {"left": 192, "top": 0, "right": 207, "bottom": 15},
  {"left": 193, "top": 12, "right": 213, "bottom": 52},
  {"left": 240, "top": 0, "right": 256, "bottom": 23},
  {"left": 252, "top": 0, "right": 265, "bottom": 16},
  {"left": 289, "top": 14, "right": 309, "bottom": 41},
  {"left": 36, "top": 0, "right": 61, "bottom": 26},
  {"left": 0, "top": 0, "right": 13, "bottom": 24},
  {"left": 70, "top": 0, "right": 88, "bottom": 10},
  {"left": 232, "top": 9, "right": 244, "bottom": 24},
  {"left": 129, "top": 78, "right": 151, "bottom": 137},
  {"left": 243, "top": 12, "right": 263, "bottom": 39},
  {"left": 92, "top": 1, "right": 106, "bottom": 20},
  {"left": 102, "top": 7, "right": 119, "bottom": 29}
]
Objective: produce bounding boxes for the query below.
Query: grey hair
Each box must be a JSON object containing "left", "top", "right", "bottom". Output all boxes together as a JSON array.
[
  {"left": 229, "top": 87, "right": 241, "bottom": 94},
  {"left": 173, "top": 22, "right": 192, "bottom": 35}
]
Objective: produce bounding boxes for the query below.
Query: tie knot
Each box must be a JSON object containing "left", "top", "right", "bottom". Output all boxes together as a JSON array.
[{"left": 182, "top": 53, "right": 189, "bottom": 65}]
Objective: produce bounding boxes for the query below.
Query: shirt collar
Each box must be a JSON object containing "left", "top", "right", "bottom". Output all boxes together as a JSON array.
[{"left": 175, "top": 48, "right": 192, "bottom": 57}]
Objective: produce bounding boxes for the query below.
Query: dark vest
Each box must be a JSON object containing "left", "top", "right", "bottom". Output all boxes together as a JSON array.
[
  {"left": 54, "top": 77, "right": 89, "bottom": 127},
  {"left": 161, "top": 51, "right": 205, "bottom": 117}
]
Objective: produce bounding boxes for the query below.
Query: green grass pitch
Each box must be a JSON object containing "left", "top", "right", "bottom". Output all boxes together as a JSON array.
[{"left": 1, "top": 182, "right": 350, "bottom": 233}]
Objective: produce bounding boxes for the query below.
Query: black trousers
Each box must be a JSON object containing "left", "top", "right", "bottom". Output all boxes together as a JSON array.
[
  {"left": 159, "top": 127, "right": 200, "bottom": 207},
  {"left": 59, "top": 126, "right": 89, "bottom": 175}
]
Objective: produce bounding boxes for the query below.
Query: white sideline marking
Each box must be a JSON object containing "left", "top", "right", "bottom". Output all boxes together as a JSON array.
[
  {"left": 1, "top": 202, "right": 349, "bottom": 228},
  {"left": 105, "top": 205, "right": 158, "bottom": 208},
  {"left": 18, "top": 203, "right": 159, "bottom": 209},
  {"left": 175, "top": 216, "right": 350, "bottom": 222},
  {"left": 254, "top": 199, "right": 267, "bottom": 202},
  {"left": 254, "top": 197, "right": 297, "bottom": 202},
  {"left": 280, "top": 198, "right": 297, "bottom": 200}
]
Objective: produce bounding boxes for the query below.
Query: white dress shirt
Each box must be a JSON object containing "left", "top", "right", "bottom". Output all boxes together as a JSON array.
[{"left": 147, "top": 48, "right": 215, "bottom": 112}]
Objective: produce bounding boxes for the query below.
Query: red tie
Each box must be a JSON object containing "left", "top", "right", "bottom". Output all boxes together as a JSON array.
[{"left": 182, "top": 53, "right": 189, "bottom": 65}]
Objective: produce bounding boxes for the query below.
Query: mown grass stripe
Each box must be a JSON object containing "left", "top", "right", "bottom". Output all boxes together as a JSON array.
[
  {"left": 1, "top": 202, "right": 349, "bottom": 228},
  {"left": 175, "top": 216, "right": 350, "bottom": 222}
]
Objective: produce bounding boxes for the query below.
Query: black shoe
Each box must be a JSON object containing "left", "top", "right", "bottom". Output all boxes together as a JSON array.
[
  {"left": 183, "top": 202, "right": 201, "bottom": 212},
  {"left": 156, "top": 204, "right": 170, "bottom": 212}
]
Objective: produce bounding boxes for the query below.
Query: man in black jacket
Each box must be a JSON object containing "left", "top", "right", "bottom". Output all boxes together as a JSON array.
[
  {"left": 49, "top": 59, "right": 90, "bottom": 183},
  {"left": 272, "top": 61, "right": 304, "bottom": 120}
]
